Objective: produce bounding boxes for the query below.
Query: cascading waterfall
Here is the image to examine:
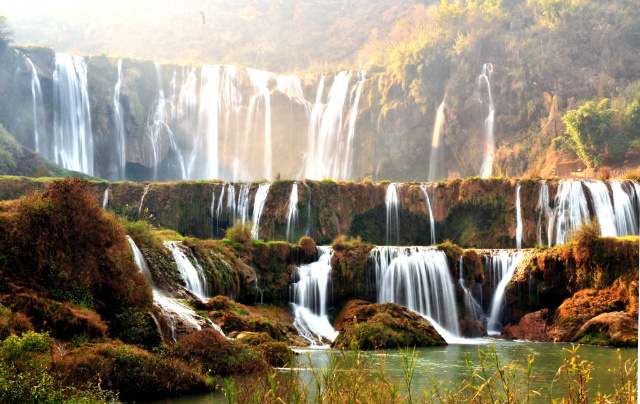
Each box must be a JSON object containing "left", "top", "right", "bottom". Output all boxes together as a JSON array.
[
  {"left": 113, "top": 59, "right": 126, "bottom": 179},
  {"left": 478, "top": 63, "right": 495, "bottom": 179},
  {"left": 419, "top": 184, "right": 436, "bottom": 245},
  {"left": 536, "top": 181, "right": 552, "bottom": 246},
  {"left": 291, "top": 247, "right": 338, "bottom": 344},
  {"left": 215, "top": 185, "right": 226, "bottom": 233},
  {"left": 198, "top": 66, "right": 222, "bottom": 181},
  {"left": 23, "top": 56, "right": 45, "bottom": 154},
  {"left": 53, "top": 53, "right": 94, "bottom": 176},
  {"left": 548, "top": 179, "right": 640, "bottom": 245},
  {"left": 515, "top": 182, "right": 522, "bottom": 249},
  {"left": 458, "top": 259, "right": 481, "bottom": 322},
  {"left": 428, "top": 101, "right": 446, "bottom": 183},
  {"left": 164, "top": 241, "right": 209, "bottom": 301},
  {"left": 286, "top": 182, "right": 299, "bottom": 243},
  {"left": 251, "top": 183, "right": 271, "bottom": 240},
  {"left": 127, "top": 236, "right": 153, "bottom": 281},
  {"left": 102, "top": 188, "right": 109, "bottom": 210},
  {"left": 305, "top": 71, "right": 365, "bottom": 180},
  {"left": 210, "top": 186, "right": 216, "bottom": 237},
  {"left": 484, "top": 251, "right": 524, "bottom": 335},
  {"left": 372, "top": 246, "right": 460, "bottom": 337},
  {"left": 137, "top": 184, "right": 149, "bottom": 220},
  {"left": 385, "top": 183, "right": 401, "bottom": 245},
  {"left": 237, "top": 184, "right": 251, "bottom": 224}
]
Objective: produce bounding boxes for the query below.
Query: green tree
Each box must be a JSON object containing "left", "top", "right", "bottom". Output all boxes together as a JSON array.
[{"left": 560, "top": 99, "right": 616, "bottom": 167}]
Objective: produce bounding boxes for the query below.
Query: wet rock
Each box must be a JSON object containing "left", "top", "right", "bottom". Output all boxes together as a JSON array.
[{"left": 459, "top": 318, "right": 487, "bottom": 338}]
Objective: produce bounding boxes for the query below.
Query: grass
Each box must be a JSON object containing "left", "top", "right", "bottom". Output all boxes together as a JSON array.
[{"left": 224, "top": 344, "right": 638, "bottom": 404}]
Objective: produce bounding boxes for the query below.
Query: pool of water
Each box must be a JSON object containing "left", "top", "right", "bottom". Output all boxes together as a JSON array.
[{"left": 146, "top": 340, "right": 638, "bottom": 403}]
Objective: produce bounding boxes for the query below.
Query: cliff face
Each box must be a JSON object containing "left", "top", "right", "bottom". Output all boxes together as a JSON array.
[{"left": 0, "top": 177, "right": 637, "bottom": 249}]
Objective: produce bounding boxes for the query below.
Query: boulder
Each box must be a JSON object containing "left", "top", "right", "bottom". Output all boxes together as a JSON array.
[
  {"left": 573, "top": 312, "right": 638, "bottom": 347},
  {"left": 331, "top": 300, "right": 446, "bottom": 350}
]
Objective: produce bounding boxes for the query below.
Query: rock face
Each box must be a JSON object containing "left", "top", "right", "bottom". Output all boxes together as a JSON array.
[
  {"left": 501, "top": 309, "right": 552, "bottom": 341},
  {"left": 573, "top": 312, "right": 638, "bottom": 347},
  {"left": 331, "top": 300, "right": 447, "bottom": 349}
]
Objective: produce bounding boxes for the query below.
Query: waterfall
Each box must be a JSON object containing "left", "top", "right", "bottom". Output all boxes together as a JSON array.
[
  {"left": 210, "top": 186, "right": 216, "bottom": 238},
  {"left": 113, "top": 59, "right": 126, "bottom": 179},
  {"left": 291, "top": 247, "right": 338, "bottom": 344},
  {"left": 23, "top": 57, "right": 45, "bottom": 154},
  {"left": 484, "top": 251, "right": 524, "bottom": 335},
  {"left": 305, "top": 71, "right": 366, "bottom": 180},
  {"left": 536, "top": 181, "right": 552, "bottom": 246},
  {"left": 148, "top": 63, "right": 186, "bottom": 181},
  {"left": 127, "top": 235, "right": 152, "bottom": 281},
  {"left": 583, "top": 181, "right": 618, "bottom": 236},
  {"left": 515, "top": 182, "right": 522, "bottom": 249},
  {"left": 286, "top": 182, "right": 299, "bottom": 243},
  {"left": 215, "top": 185, "right": 226, "bottom": 233},
  {"left": 372, "top": 246, "right": 460, "bottom": 337},
  {"left": 137, "top": 184, "right": 149, "bottom": 220},
  {"left": 246, "top": 69, "right": 273, "bottom": 181},
  {"left": 550, "top": 180, "right": 590, "bottom": 245},
  {"left": 428, "top": 101, "right": 446, "bottom": 183},
  {"left": 385, "top": 183, "right": 401, "bottom": 245},
  {"left": 610, "top": 180, "right": 638, "bottom": 235},
  {"left": 53, "top": 53, "right": 94, "bottom": 176},
  {"left": 458, "top": 259, "right": 481, "bottom": 322},
  {"left": 237, "top": 184, "right": 250, "bottom": 224},
  {"left": 251, "top": 183, "right": 271, "bottom": 240},
  {"left": 478, "top": 63, "right": 495, "bottom": 179},
  {"left": 420, "top": 184, "right": 436, "bottom": 245},
  {"left": 164, "top": 241, "right": 209, "bottom": 300},
  {"left": 102, "top": 188, "right": 109, "bottom": 210},
  {"left": 548, "top": 179, "right": 640, "bottom": 245}
]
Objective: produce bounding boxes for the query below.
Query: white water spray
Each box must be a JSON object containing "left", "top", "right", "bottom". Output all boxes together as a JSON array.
[
  {"left": 428, "top": 101, "right": 446, "bottom": 183},
  {"left": 478, "top": 63, "right": 495, "bottom": 178},
  {"left": 251, "top": 183, "right": 271, "bottom": 240},
  {"left": 385, "top": 183, "right": 401, "bottom": 245},
  {"left": 286, "top": 182, "right": 299, "bottom": 243}
]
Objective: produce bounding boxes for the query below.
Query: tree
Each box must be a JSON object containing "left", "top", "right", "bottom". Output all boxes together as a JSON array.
[{"left": 560, "top": 99, "right": 615, "bottom": 167}]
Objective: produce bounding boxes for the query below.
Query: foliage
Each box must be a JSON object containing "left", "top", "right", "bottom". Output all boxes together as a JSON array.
[
  {"left": 172, "top": 328, "right": 265, "bottom": 376},
  {"left": 559, "top": 99, "right": 615, "bottom": 167},
  {"left": 226, "top": 220, "right": 253, "bottom": 246},
  {"left": 0, "top": 178, "right": 152, "bottom": 342},
  {"left": 0, "top": 125, "right": 23, "bottom": 175},
  {"left": 0, "top": 332, "right": 109, "bottom": 404},
  {"left": 298, "top": 236, "right": 316, "bottom": 257}
]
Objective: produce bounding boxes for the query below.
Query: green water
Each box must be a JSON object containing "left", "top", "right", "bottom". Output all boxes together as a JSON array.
[{"left": 146, "top": 340, "right": 638, "bottom": 403}]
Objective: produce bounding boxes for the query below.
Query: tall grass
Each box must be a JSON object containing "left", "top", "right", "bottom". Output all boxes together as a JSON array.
[{"left": 224, "top": 344, "right": 638, "bottom": 404}]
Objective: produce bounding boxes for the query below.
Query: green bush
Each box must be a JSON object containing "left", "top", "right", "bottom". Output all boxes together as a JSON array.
[{"left": 225, "top": 220, "right": 253, "bottom": 246}]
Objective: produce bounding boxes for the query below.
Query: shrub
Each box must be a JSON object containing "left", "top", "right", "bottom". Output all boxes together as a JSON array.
[
  {"left": 332, "top": 234, "right": 347, "bottom": 251},
  {"left": 298, "top": 236, "right": 316, "bottom": 257},
  {"left": 172, "top": 328, "right": 265, "bottom": 375},
  {"left": 1, "top": 178, "right": 152, "bottom": 342},
  {"left": 226, "top": 220, "right": 253, "bottom": 246}
]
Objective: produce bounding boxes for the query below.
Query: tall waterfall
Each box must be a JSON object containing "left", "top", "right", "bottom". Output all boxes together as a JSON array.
[
  {"left": 481, "top": 251, "right": 524, "bottom": 335},
  {"left": 291, "top": 247, "right": 338, "bottom": 344},
  {"left": 237, "top": 184, "right": 251, "bottom": 224},
  {"left": 385, "top": 183, "right": 401, "bottom": 245},
  {"left": 372, "top": 246, "right": 460, "bottom": 337},
  {"left": 305, "top": 71, "right": 366, "bottom": 180},
  {"left": 419, "top": 184, "right": 436, "bottom": 245},
  {"left": 23, "top": 57, "right": 45, "bottom": 154},
  {"left": 286, "top": 182, "right": 299, "bottom": 243},
  {"left": 164, "top": 241, "right": 209, "bottom": 301},
  {"left": 251, "top": 183, "right": 270, "bottom": 240},
  {"left": 428, "top": 101, "right": 446, "bottom": 183},
  {"left": 246, "top": 69, "right": 273, "bottom": 181},
  {"left": 515, "top": 182, "right": 522, "bottom": 249},
  {"left": 478, "top": 63, "right": 495, "bottom": 179},
  {"left": 458, "top": 259, "right": 482, "bottom": 322},
  {"left": 53, "top": 53, "right": 94, "bottom": 176},
  {"left": 111, "top": 59, "right": 126, "bottom": 179}
]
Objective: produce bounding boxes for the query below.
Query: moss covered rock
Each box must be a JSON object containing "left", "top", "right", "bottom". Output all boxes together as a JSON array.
[
  {"left": 573, "top": 311, "right": 638, "bottom": 347},
  {"left": 331, "top": 300, "right": 446, "bottom": 349}
]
